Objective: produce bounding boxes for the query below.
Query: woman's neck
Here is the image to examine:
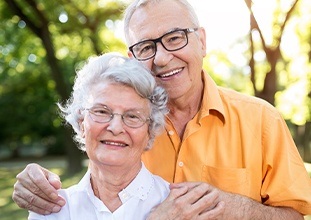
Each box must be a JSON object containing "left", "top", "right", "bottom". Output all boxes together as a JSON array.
[{"left": 89, "top": 162, "right": 142, "bottom": 212}]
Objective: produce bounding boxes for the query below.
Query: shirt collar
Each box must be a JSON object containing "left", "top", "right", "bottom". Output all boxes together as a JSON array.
[
  {"left": 199, "top": 70, "right": 225, "bottom": 123},
  {"left": 78, "top": 163, "right": 154, "bottom": 205},
  {"left": 118, "top": 162, "right": 154, "bottom": 203}
]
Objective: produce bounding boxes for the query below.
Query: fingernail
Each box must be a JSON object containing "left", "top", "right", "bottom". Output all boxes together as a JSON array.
[
  {"left": 50, "top": 193, "right": 58, "bottom": 200},
  {"left": 57, "top": 200, "right": 66, "bottom": 206},
  {"left": 52, "top": 206, "right": 61, "bottom": 213},
  {"left": 44, "top": 211, "right": 51, "bottom": 215}
]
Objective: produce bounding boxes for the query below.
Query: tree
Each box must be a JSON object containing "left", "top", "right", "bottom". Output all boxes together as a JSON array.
[
  {"left": 1, "top": 0, "right": 126, "bottom": 174},
  {"left": 243, "top": 0, "right": 311, "bottom": 162},
  {"left": 244, "top": 0, "right": 300, "bottom": 105}
]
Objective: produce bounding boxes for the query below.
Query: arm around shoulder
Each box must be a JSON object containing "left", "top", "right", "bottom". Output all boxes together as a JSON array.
[{"left": 12, "top": 163, "right": 65, "bottom": 214}]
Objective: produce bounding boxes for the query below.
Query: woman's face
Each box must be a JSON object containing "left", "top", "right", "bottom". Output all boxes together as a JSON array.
[{"left": 81, "top": 82, "right": 150, "bottom": 169}]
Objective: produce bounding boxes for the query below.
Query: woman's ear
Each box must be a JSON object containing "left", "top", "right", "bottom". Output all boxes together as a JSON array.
[{"left": 80, "top": 121, "right": 85, "bottom": 138}]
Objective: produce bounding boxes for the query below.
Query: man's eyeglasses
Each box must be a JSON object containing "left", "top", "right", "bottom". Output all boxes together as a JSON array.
[
  {"left": 129, "top": 28, "right": 198, "bottom": 61},
  {"left": 86, "top": 106, "right": 150, "bottom": 128}
]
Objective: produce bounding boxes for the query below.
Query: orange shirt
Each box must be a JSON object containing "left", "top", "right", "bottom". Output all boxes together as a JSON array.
[{"left": 142, "top": 71, "right": 311, "bottom": 215}]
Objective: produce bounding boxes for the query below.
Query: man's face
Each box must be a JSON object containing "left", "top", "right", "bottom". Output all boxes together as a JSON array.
[{"left": 127, "top": 0, "right": 207, "bottom": 100}]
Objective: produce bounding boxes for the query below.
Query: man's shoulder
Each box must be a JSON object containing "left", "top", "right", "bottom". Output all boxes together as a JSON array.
[
  {"left": 218, "top": 86, "right": 272, "bottom": 107},
  {"left": 217, "top": 86, "right": 281, "bottom": 118}
]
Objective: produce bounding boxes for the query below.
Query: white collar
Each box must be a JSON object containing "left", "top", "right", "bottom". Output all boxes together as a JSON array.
[{"left": 78, "top": 162, "right": 154, "bottom": 205}]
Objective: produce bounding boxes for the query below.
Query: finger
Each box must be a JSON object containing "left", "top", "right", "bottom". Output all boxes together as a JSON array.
[
  {"left": 12, "top": 183, "right": 65, "bottom": 213},
  {"left": 169, "top": 181, "right": 201, "bottom": 190},
  {"left": 194, "top": 184, "right": 219, "bottom": 206},
  {"left": 48, "top": 172, "right": 62, "bottom": 190},
  {"left": 167, "top": 184, "right": 189, "bottom": 200},
  {"left": 13, "top": 193, "right": 51, "bottom": 215},
  {"left": 13, "top": 163, "right": 65, "bottom": 213},
  {"left": 24, "top": 164, "right": 61, "bottom": 200},
  {"left": 188, "top": 184, "right": 222, "bottom": 216},
  {"left": 168, "top": 186, "right": 220, "bottom": 219},
  {"left": 199, "top": 201, "right": 225, "bottom": 219},
  {"left": 180, "top": 183, "right": 213, "bottom": 205}
]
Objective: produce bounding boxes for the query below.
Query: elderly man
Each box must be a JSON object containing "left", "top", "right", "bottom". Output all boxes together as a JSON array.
[{"left": 13, "top": 0, "right": 311, "bottom": 219}]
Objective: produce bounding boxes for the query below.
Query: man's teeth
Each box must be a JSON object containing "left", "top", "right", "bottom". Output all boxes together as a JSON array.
[
  {"left": 101, "top": 141, "right": 127, "bottom": 147},
  {"left": 160, "top": 68, "right": 182, "bottom": 78}
]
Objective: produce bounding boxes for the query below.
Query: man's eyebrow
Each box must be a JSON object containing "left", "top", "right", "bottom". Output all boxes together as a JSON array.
[{"left": 136, "top": 27, "right": 183, "bottom": 42}]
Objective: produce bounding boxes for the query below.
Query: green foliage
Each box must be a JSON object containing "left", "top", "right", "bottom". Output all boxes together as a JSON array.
[
  {"left": 203, "top": 47, "right": 254, "bottom": 95},
  {"left": 0, "top": 0, "right": 127, "bottom": 157},
  {"left": 1, "top": 0, "right": 311, "bottom": 160}
]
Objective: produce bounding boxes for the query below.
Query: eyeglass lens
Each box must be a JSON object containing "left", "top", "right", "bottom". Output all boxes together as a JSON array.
[
  {"left": 87, "top": 106, "right": 149, "bottom": 128},
  {"left": 131, "top": 29, "right": 193, "bottom": 61}
]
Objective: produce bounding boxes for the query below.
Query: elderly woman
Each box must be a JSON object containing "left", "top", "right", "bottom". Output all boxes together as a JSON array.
[{"left": 28, "top": 52, "right": 169, "bottom": 220}]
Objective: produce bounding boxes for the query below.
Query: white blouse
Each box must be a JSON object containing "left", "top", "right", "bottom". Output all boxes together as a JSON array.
[{"left": 28, "top": 163, "right": 170, "bottom": 220}]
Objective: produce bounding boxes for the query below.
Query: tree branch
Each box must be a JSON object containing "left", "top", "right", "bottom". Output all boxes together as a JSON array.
[
  {"left": 276, "top": 0, "right": 300, "bottom": 45},
  {"left": 4, "top": 0, "right": 41, "bottom": 36},
  {"left": 25, "top": 0, "right": 47, "bottom": 24},
  {"left": 244, "top": 0, "right": 269, "bottom": 56}
]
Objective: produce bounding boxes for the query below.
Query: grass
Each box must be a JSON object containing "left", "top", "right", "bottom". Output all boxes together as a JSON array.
[
  {"left": 0, "top": 159, "right": 86, "bottom": 220},
  {"left": 0, "top": 161, "right": 310, "bottom": 220}
]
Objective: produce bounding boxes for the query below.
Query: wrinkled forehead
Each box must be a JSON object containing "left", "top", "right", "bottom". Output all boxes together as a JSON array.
[
  {"left": 127, "top": 0, "right": 193, "bottom": 45},
  {"left": 85, "top": 82, "right": 150, "bottom": 110}
]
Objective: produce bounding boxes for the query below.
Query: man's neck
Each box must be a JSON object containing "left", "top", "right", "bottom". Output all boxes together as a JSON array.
[{"left": 167, "top": 83, "right": 204, "bottom": 138}]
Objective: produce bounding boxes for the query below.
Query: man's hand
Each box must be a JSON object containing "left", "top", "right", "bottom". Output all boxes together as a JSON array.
[
  {"left": 12, "top": 163, "right": 66, "bottom": 215},
  {"left": 147, "top": 182, "right": 225, "bottom": 220},
  {"left": 147, "top": 181, "right": 303, "bottom": 220}
]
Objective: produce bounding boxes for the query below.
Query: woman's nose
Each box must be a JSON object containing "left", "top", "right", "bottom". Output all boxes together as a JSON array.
[{"left": 106, "top": 114, "right": 125, "bottom": 134}]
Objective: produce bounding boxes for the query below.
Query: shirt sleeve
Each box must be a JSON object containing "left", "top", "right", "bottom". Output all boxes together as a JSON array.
[{"left": 260, "top": 106, "right": 311, "bottom": 215}]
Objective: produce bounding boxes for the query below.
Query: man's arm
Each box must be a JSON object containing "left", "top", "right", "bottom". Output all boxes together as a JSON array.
[
  {"left": 220, "top": 189, "right": 303, "bottom": 220},
  {"left": 147, "top": 182, "right": 303, "bottom": 220},
  {"left": 147, "top": 182, "right": 225, "bottom": 220},
  {"left": 12, "top": 163, "right": 66, "bottom": 214}
]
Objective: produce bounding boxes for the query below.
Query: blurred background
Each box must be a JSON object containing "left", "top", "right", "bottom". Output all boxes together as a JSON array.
[{"left": 0, "top": 0, "right": 310, "bottom": 219}]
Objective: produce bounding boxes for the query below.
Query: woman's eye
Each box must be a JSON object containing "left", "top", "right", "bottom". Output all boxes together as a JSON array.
[
  {"left": 126, "top": 113, "right": 141, "bottom": 120},
  {"left": 94, "top": 109, "right": 110, "bottom": 115}
]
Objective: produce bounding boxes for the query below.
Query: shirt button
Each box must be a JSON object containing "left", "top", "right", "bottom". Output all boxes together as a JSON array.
[
  {"left": 120, "top": 191, "right": 128, "bottom": 199},
  {"left": 178, "top": 161, "right": 184, "bottom": 167},
  {"left": 168, "top": 130, "right": 175, "bottom": 136}
]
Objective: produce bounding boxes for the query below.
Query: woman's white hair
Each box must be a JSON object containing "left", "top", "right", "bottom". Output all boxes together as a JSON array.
[{"left": 58, "top": 52, "right": 168, "bottom": 151}]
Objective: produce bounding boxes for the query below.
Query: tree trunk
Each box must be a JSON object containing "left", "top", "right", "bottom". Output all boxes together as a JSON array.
[
  {"left": 244, "top": 0, "right": 299, "bottom": 106},
  {"left": 256, "top": 49, "right": 279, "bottom": 105},
  {"left": 5, "top": 0, "right": 83, "bottom": 174}
]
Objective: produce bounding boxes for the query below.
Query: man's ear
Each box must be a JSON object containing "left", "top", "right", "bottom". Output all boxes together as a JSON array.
[
  {"left": 198, "top": 27, "right": 207, "bottom": 57},
  {"left": 128, "top": 50, "right": 134, "bottom": 58}
]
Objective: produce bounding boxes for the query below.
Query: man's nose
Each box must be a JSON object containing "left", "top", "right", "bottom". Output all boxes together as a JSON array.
[{"left": 153, "top": 43, "right": 173, "bottom": 67}]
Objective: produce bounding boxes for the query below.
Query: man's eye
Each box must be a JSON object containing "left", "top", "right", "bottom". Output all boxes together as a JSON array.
[
  {"left": 167, "top": 35, "right": 183, "bottom": 43},
  {"left": 136, "top": 43, "right": 155, "bottom": 55},
  {"left": 141, "top": 45, "right": 153, "bottom": 53},
  {"left": 170, "top": 35, "right": 181, "bottom": 41}
]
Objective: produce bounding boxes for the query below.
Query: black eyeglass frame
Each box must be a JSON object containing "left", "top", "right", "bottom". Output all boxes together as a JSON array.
[{"left": 129, "top": 28, "right": 198, "bottom": 61}]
